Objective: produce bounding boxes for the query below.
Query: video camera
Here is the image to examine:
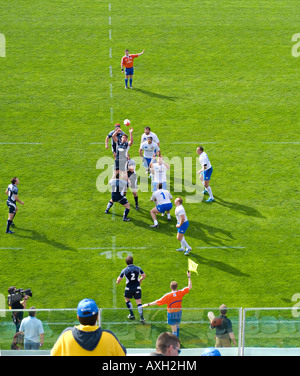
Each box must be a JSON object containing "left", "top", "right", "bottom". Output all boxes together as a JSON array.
[{"left": 7, "top": 287, "right": 32, "bottom": 307}]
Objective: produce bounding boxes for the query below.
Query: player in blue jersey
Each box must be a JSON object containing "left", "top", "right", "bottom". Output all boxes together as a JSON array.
[
  {"left": 116, "top": 255, "right": 146, "bottom": 323},
  {"left": 5, "top": 177, "right": 24, "bottom": 234}
]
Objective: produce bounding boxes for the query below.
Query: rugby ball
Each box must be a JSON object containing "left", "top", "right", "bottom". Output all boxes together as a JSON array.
[{"left": 124, "top": 119, "right": 131, "bottom": 127}]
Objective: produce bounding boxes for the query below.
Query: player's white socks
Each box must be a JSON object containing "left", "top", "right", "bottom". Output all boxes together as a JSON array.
[
  {"left": 154, "top": 220, "right": 158, "bottom": 225},
  {"left": 167, "top": 213, "right": 171, "bottom": 219},
  {"left": 181, "top": 237, "right": 191, "bottom": 250},
  {"left": 206, "top": 186, "right": 214, "bottom": 199}
]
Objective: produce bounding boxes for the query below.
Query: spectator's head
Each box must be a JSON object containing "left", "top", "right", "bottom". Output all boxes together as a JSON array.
[
  {"left": 28, "top": 306, "right": 36, "bottom": 317},
  {"left": 155, "top": 332, "right": 181, "bottom": 356},
  {"left": 201, "top": 347, "right": 221, "bottom": 356},
  {"left": 219, "top": 304, "right": 227, "bottom": 315},
  {"left": 77, "top": 299, "right": 99, "bottom": 326}
]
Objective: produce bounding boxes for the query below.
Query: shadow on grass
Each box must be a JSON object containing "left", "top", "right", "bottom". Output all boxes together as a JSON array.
[
  {"left": 213, "top": 196, "right": 266, "bottom": 218},
  {"left": 134, "top": 88, "right": 178, "bottom": 101},
  {"left": 191, "top": 253, "right": 250, "bottom": 278},
  {"left": 14, "top": 228, "right": 78, "bottom": 253}
]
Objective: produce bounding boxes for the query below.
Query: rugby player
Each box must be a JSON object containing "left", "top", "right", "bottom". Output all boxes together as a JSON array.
[
  {"left": 5, "top": 177, "right": 24, "bottom": 234},
  {"left": 197, "top": 145, "right": 214, "bottom": 202},
  {"left": 116, "top": 256, "right": 146, "bottom": 323},
  {"left": 174, "top": 197, "right": 192, "bottom": 255}
]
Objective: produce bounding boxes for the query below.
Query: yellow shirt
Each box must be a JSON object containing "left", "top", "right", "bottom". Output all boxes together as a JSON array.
[{"left": 51, "top": 325, "right": 126, "bottom": 356}]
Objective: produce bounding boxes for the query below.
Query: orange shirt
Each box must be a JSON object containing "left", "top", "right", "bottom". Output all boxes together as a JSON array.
[
  {"left": 156, "top": 287, "right": 190, "bottom": 313},
  {"left": 121, "top": 54, "right": 138, "bottom": 68}
]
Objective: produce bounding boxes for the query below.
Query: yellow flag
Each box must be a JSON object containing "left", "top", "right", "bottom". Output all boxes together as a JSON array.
[{"left": 188, "top": 258, "right": 198, "bottom": 274}]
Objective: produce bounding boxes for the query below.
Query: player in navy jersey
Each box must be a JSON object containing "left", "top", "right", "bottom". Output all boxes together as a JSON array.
[
  {"left": 105, "top": 173, "right": 131, "bottom": 221},
  {"left": 116, "top": 256, "right": 146, "bottom": 322},
  {"left": 113, "top": 127, "right": 133, "bottom": 180},
  {"left": 105, "top": 123, "right": 124, "bottom": 159},
  {"left": 5, "top": 177, "right": 24, "bottom": 234}
]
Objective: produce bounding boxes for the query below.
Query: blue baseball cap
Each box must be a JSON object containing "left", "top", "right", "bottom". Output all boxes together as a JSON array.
[
  {"left": 201, "top": 347, "right": 221, "bottom": 356},
  {"left": 77, "top": 299, "right": 99, "bottom": 318}
]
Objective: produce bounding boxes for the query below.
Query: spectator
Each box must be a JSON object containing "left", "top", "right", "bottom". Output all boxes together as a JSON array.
[
  {"left": 208, "top": 304, "right": 237, "bottom": 347},
  {"left": 150, "top": 332, "right": 181, "bottom": 356},
  {"left": 19, "top": 307, "right": 44, "bottom": 350},
  {"left": 51, "top": 298, "right": 126, "bottom": 356}
]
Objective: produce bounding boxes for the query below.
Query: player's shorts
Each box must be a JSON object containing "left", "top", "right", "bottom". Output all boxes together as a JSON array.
[
  {"left": 167, "top": 310, "right": 182, "bottom": 326},
  {"left": 125, "top": 67, "right": 134, "bottom": 76},
  {"left": 114, "top": 158, "right": 128, "bottom": 172},
  {"left": 124, "top": 286, "right": 141, "bottom": 300},
  {"left": 7, "top": 201, "right": 17, "bottom": 214},
  {"left": 111, "top": 192, "right": 128, "bottom": 206},
  {"left": 201, "top": 166, "right": 213, "bottom": 181},
  {"left": 142, "top": 157, "right": 152, "bottom": 168},
  {"left": 177, "top": 220, "right": 189, "bottom": 234},
  {"left": 157, "top": 202, "right": 173, "bottom": 213},
  {"left": 152, "top": 181, "right": 167, "bottom": 192}
]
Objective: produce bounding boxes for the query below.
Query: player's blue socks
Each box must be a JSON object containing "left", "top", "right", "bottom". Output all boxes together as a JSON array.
[
  {"left": 129, "top": 78, "right": 132, "bottom": 87},
  {"left": 125, "top": 78, "right": 128, "bottom": 88},
  {"left": 177, "top": 325, "right": 180, "bottom": 337}
]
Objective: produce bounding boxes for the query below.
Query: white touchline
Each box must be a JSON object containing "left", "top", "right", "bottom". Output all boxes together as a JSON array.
[
  {"left": 196, "top": 246, "right": 246, "bottom": 249},
  {"left": 79, "top": 247, "right": 147, "bottom": 250},
  {"left": 0, "top": 143, "right": 43, "bottom": 145}
]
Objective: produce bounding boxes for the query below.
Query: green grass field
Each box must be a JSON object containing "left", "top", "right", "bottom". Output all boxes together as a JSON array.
[{"left": 0, "top": 0, "right": 299, "bottom": 349}]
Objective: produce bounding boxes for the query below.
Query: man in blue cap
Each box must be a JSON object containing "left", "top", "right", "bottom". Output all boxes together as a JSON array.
[{"left": 51, "top": 298, "right": 126, "bottom": 356}]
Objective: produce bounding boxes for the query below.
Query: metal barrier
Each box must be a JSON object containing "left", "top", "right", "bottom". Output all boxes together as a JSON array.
[{"left": 1, "top": 307, "right": 299, "bottom": 355}]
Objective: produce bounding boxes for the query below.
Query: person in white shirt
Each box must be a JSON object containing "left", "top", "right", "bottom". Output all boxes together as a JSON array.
[
  {"left": 150, "top": 184, "right": 173, "bottom": 228},
  {"left": 140, "top": 127, "right": 160, "bottom": 147},
  {"left": 19, "top": 307, "right": 44, "bottom": 350},
  {"left": 150, "top": 156, "right": 169, "bottom": 192},
  {"left": 196, "top": 146, "right": 214, "bottom": 202},
  {"left": 174, "top": 197, "right": 192, "bottom": 255},
  {"left": 139, "top": 136, "right": 161, "bottom": 175}
]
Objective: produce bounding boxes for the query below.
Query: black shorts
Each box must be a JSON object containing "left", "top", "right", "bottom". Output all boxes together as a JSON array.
[
  {"left": 7, "top": 201, "right": 16, "bottom": 214},
  {"left": 111, "top": 192, "right": 128, "bottom": 205},
  {"left": 124, "top": 287, "right": 141, "bottom": 300}
]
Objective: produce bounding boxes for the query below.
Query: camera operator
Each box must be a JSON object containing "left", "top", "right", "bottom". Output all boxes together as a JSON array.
[{"left": 8, "top": 287, "right": 30, "bottom": 333}]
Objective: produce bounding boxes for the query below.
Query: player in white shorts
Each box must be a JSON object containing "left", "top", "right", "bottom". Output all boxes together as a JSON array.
[
  {"left": 197, "top": 145, "right": 214, "bottom": 202},
  {"left": 150, "top": 156, "right": 169, "bottom": 192},
  {"left": 139, "top": 136, "right": 161, "bottom": 175},
  {"left": 150, "top": 184, "right": 173, "bottom": 228},
  {"left": 174, "top": 197, "right": 192, "bottom": 255}
]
